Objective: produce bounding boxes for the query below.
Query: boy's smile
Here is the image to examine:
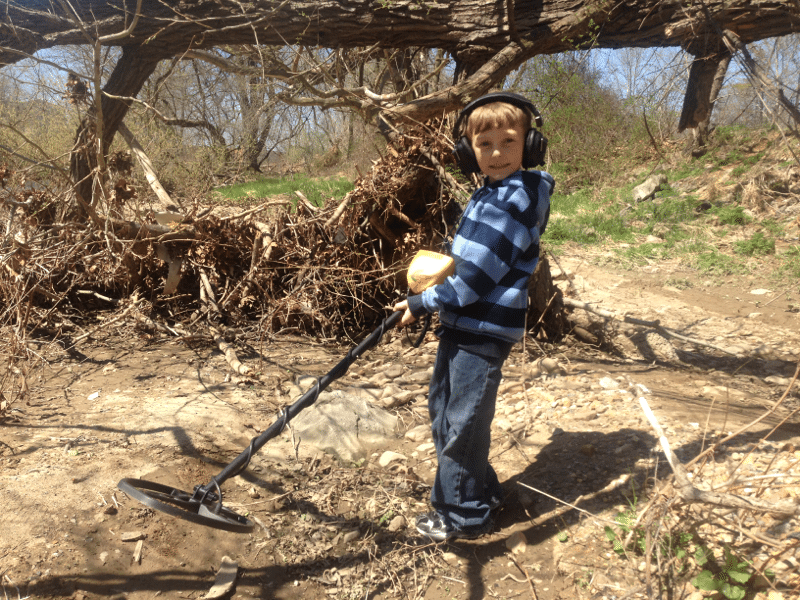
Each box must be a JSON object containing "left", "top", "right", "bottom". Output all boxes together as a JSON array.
[{"left": 471, "top": 125, "right": 525, "bottom": 183}]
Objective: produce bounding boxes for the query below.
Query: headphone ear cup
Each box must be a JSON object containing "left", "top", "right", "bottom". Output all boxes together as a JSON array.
[
  {"left": 523, "top": 129, "right": 548, "bottom": 168},
  {"left": 453, "top": 136, "right": 481, "bottom": 175}
]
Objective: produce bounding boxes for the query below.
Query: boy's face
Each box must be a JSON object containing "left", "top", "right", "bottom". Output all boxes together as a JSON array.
[{"left": 471, "top": 124, "right": 525, "bottom": 183}]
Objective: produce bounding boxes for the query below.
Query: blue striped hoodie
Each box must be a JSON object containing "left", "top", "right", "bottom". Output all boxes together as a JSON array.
[{"left": 407, "top": 169, "right": 554, "bottom": 343}]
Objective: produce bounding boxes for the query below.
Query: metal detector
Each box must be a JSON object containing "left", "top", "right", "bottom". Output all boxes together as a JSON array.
[{"left": 118, "top": 310, "right": 403, "bottom": 533}]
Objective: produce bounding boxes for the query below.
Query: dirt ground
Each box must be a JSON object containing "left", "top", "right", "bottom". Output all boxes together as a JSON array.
[{"left": 2, "top": 250, "right": 800, "bottom": 600}]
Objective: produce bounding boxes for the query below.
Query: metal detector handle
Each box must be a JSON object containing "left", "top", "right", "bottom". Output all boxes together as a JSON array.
[{"left": 197, "top": 310, "right": 403, "bottom": 494}]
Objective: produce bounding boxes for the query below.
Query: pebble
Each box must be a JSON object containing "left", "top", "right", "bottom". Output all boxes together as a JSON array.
[
  {"left": 405, "top": 424, "right": 430, "bottom": 442},
  {"left": 378, "top": 451, "right": 407, "bottom": 467},
  {"left": 383, "top": 364, "right": 405, "bottom": 379},
  {"left": 387, "top": 515, "right": 406, "bottom": 532}
]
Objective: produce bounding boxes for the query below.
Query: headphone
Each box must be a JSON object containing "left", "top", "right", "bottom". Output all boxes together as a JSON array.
[{"left": 452, "top": 91, "right": 548, "bottom": 176}]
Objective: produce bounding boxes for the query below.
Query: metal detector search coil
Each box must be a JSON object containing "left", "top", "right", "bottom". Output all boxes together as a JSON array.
[{"left": 117, "top": 311, "right": 403, "bottom": 533}]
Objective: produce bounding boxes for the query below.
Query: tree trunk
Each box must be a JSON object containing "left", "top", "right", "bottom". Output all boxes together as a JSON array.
[
  {"left": 690, "top": 52, "right": 732, "bottom": 157},
  {"left": 68, "top": 47, "right": 163, "bottom": 215}
]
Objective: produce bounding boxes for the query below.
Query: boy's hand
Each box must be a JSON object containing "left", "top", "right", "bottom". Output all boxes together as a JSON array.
[{"left": 393, "top": 300, "right": 417, "bottom": 327}]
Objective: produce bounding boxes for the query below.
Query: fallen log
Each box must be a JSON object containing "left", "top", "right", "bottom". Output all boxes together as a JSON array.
[{"left": 562, "top": 297, "right": 736, "bottom": 356}]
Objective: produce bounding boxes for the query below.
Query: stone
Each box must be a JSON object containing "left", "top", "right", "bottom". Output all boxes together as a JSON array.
[
  {"left": 377, "top": 451, "right": 406, "bottom": 467},
  {"left": 383, "top": 364, "right": 405, "bottom": 379},
  {"left": 291, "top": 390, "right": 398, "bottom": 462},
  {"left": 387, "top": 515, "right": 406, "bottom": 532},
  {"left": 342, "top": 530, "right": 360, "bottom": 544},
  {"left": 598, "top": 377, "right": 620, "bottom": 390},
  {"left": 382, "top": 389, "right": 418, "bottom": 408},
  {"left": 579, "top": 444, "right": 595, "bottom": 457},
  {"left": 402, "top": 368, "right": 433, "bottom": 385},
  {"left": 405, "top": 424, "right": 430, "bottom": 442},
  {"left": 505, "top": 530, "right": 527, "bottom": 554},
  {"left": 570, "top": 409, "right": 598, "bottom": 421},
  {"left": 380, "top": 383, "right": 402, "bottom": 399},
  {"left": 633, "top": 173, "right": 667, "bottom": 202}
]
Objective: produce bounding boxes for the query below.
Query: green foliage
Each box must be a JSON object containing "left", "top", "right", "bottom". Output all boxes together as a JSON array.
[
  {"left": 692, "top": 248, "right": 742, "bottom": 275},
  {"left": 711, "top": 206, "right": 750, "bottom": 226},
  {"left": 603, "top": 483, "right": 692, "bottom": 563},
  {"left": 515, "top": 55, "right": 650, "bottom": 190},
  {"left": 780, "top": 245, "right": 800, "bottom": 278},
  {"left": 691, "top": 547, "right": 757, "bottom": 600},
  {"left": 734, "top": 232, "right": 775, "bottom": 256},
  {"left": 215, "top": 174, "right": 354, "bottom": 207}
]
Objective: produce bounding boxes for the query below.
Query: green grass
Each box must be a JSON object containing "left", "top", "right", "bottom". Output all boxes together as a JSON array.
[
  {"left": 692, "top": 248, "right": 744, "bottom": 275},
  {"left": 734, "top": 232, "right": 775, "bottom": 256},
  {"left": 779, "top": 245, "right": 800, "bottom": 278},
  {"left": 214, "top": 174, "right": 354, "bottom": 207},
  {"left": 710, "top": 205, "right": 750, "bottom": 226}
]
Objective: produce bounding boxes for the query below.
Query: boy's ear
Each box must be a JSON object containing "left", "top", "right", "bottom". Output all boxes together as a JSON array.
[{"left": 453, "top": 135, "right": 481, "bottom": 175}]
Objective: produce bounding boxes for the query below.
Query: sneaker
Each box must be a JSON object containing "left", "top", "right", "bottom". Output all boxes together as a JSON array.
[
  {"left": 488, "top": 494, "right": 504, "bottom": 511},
  {"left": 415, "top": 511, "right": 492, "bottom": 542}
]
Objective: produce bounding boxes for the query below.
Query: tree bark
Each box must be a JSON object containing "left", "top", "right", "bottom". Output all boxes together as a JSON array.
[
  {"left": 4, "top": 0, "right": 800, "bottom": 69},
  {"left": 68, "top": 46, "right": 164, "bottom": 212},
  {"left": 688, "top": 52, "right": 732, "bottom": 156},
  {"left": 8, "top": 0, "right": 800, "bottom": 215}
]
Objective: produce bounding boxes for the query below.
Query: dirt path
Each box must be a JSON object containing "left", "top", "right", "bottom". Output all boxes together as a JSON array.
[{"left": 2, "top": 254, "right": 799, "bottom": 600}]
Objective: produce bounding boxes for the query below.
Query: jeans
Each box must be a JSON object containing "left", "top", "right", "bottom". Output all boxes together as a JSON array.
[{"left": 428, "top": 337, "right": 510, "bottom": 530}]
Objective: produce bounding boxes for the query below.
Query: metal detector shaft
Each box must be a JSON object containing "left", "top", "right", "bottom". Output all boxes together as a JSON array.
[{"left": 195, "top": 310, "right": 403, "bottom": 496}]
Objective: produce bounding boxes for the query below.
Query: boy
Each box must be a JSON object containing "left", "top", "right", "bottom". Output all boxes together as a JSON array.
[{"left": 393, "top": 92, "right": 555, "bottom": 541}]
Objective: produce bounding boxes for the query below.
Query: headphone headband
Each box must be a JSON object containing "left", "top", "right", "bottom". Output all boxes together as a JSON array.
[{"left": 453, "top": 91, "right": 543, "bottom": 139}]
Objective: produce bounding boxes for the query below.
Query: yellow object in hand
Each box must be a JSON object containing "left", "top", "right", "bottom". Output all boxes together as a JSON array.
[{"left": 407, "top": 250, "right": 455, "bottom": 293}]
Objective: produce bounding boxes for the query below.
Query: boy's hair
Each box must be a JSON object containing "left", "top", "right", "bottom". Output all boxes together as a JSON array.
[{"left": 464, "top": 101, "right": 531, "bottom": 141}]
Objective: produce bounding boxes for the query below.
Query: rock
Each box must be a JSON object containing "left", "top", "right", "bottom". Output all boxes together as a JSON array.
[
  {"left": 378, "top": 451, "right": 407, "bottom": 467},
  {"left": 292, "top": 390, "right": 398, "bottom": 462},
  {"left": 579, "top": 443, "right": 595, "bottom": 457},
  {"left": 342, "top": 529, "right": 360, "bottom": 544},
  {"left": 383, "top": 364, "right": 405, "bottom": 379},
  {"left": 405, "top": 424, "right": 430, "bottom": 442},
  {"left": 203, "top": 556, "right": 238, "bottom": 599},
  {"left": 380, "top": 383, "right": 402, "bottom": 399},
  {"left": 633, "top": 173, "right": 667, "bottom": 202},
  {"left": 120, "top": 531, "right": 146, "bottom": 542},
  {"left": 505, "top": 530, "right": 527, "bottom": 555},
  {"left": 440, "top": 551, "right": 461, "bottom": 567},
  {"left": 368, "top": 372, "right": 391, "bottom": 386},
  {"left": 382, "top": 389, "right": 418, "bottom": 408},
  {"left": 387, "top": 515, "right": 406, "bottom": 532},
  {"left": 494, "top": 418, "right": 513, "bottom": 432},
  {"left": 598, "top": 377, "right": 619, "bottom": 390},
  {"left": 402, "top": 368, "right": 433, "bottom": 385},
  {"left": 415, "top": 442, "right": 435, "bottom": 453},
  {"left": 570, "top": 409, "right": 598, "bottom": 421}
]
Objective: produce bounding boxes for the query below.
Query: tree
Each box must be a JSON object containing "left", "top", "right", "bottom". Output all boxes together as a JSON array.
[{"left": 3, "top": 0, "right": 800, "bottom": 208}]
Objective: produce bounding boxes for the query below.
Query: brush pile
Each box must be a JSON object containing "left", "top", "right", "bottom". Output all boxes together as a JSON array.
[{"left": 0, "top": 125, "right": 565, "bottom": 400}]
